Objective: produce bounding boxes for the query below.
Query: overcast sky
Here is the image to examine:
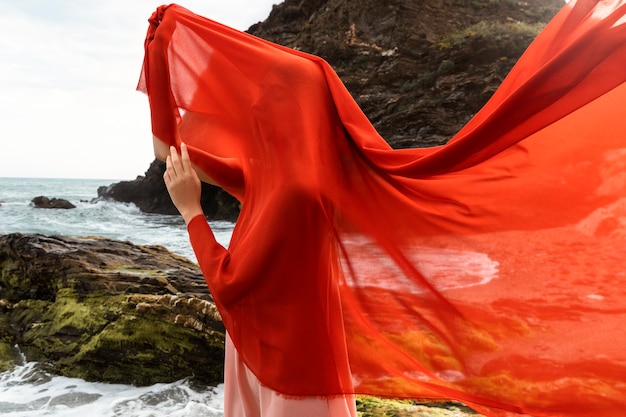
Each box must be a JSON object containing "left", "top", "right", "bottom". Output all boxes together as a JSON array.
[{"left": 0, "top": 0, "right": 278, "bottom": 180}]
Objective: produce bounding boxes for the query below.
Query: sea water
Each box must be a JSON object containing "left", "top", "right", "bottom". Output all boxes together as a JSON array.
[
  {"left": 0, "top": 177, "right": 234, "bottom": 260},
  {"left": 0, "top": 177, "right": 234, "bottom": 416}
]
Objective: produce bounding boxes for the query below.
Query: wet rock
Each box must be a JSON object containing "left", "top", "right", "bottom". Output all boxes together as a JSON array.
[
  {"left": 31, "top": 196, "right": 76, "bottom": 209},
  {"left": 0, "top": 233, "right": 225, "bottom": 386},
  {"left": 0, "top": 303, "right": 19, "bottom": 372},
  {"left": 97, "top": 160, "right": 240, "bottom": 221}
]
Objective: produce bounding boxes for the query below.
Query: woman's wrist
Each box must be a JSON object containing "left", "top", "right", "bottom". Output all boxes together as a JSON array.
[{"left": 180, "top": 206, "right": 204, "bottom": 225}]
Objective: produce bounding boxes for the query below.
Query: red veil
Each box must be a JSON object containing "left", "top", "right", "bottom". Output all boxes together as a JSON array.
[{"left": 138, "top": 1, "right": 626, "bottom": 415}]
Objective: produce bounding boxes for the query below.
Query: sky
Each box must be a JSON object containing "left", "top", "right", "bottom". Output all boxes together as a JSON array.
[{"left": 0, "top": 0, "right": 279, "bottom": 180}]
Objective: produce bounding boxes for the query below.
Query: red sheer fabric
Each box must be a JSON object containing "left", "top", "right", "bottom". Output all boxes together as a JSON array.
[{"left": 138, "top": 1, "right": 626, "bottom": 415}]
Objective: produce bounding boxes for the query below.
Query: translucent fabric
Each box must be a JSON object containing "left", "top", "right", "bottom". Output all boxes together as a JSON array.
[
  {"left": 138, "top": 1, "right": 626, "bottom": 415},
  {"left": 224, "top": 332, "right": 357, "bottom": 417}
]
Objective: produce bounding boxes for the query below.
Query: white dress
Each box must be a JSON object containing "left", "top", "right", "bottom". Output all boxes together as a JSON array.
[{"left": 223, "top": 333, "right": 358, "bottom": 417}]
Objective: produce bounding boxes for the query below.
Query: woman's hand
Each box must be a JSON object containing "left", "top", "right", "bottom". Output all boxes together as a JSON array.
[{"left": 163, "top": 143, "right": 204, "bottom": 224}]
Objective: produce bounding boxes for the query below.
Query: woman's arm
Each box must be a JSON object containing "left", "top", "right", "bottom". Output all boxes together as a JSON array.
[
  {"left": 154, "top": 135, "right": 218, "bottom": 186},
  {"left": 163, "top": 143, "right": 232, "bottom": 305},
  {"left": 152, "top": 134, "right": 171, "bottom": 162}
]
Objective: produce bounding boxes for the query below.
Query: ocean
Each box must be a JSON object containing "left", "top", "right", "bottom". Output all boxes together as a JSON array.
[{"left": 0, "top": 177, "right": 234, "bottom": 416}]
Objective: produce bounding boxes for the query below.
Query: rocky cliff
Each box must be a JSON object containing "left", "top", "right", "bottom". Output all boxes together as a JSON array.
[
  {"left": 249, "top": 0, "right": 563, "bottom": 147},
  {"left": 100, "top": 0, "right": 563, "bottom": 216}
]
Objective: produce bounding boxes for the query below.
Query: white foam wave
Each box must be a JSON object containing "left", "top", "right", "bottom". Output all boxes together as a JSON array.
[
  {"left": 341, "top": 236, "right": 499, "bottom": 293},
  {"left": 0, "top": 361, "right": 224, "bottom": 417}
]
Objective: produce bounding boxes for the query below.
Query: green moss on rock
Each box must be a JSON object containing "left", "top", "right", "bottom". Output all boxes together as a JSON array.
[
  {"left": 356, "top": 396, "right": 417, "bottom": 416},
  {"left": 0, "top": 312, "right": 19, "bottom": 372},
  {"left": 1, "top": 259, "right": 30, "bottom": 302},
  {"left": 0, "top": 342, "right": 18, "bottom": 372},
  {"left": 8, "top": 288, "right": 225, "bottom": 386},
  {"left": 355, "top": 396, "right": 482, "bottom": 416}
]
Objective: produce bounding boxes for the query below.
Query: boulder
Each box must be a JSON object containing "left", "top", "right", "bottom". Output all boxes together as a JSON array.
[
  {"left": 0, "top": 233, "right": 225, "bottom": 386},
  {"left": 97, "top": 160, "right": 240, "bottom": 221},
  {"left": 31, "top": 196, "right": 76, "bottom": 209}
]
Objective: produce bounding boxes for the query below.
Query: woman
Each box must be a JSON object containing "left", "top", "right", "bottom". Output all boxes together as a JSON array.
[
  {"left": 141, "top": 2, "right": 626, "bottom": 416},
  {"left": 162, "top": 142, "right": 357, "bottom": 416}
]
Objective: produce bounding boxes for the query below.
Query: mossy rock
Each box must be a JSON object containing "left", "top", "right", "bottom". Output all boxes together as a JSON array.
[
  {"left": 0, "top": 233, "right": 226, "bottom": 386},
  {"left": 0, "top": 309, "right": 20, "bottom": 372},
  {"left": 355, "top": 396, "right": 483, "bottom": 416},
  {"left": 8, "top": 289, "right": 224, "bottom": 386}
]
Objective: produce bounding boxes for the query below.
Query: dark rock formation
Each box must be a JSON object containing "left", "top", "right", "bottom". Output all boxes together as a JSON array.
[
  {"left": 97, "top": 160, "right": 176, "bottom": 215},
  {"left": 31, "top": 196, "right": 76, "bottom": 209},
  {"left": 0, "top": 233, "right": 225, "bottom": 386},
  {"left": 248, "top": 0, "right": 564, "bottom": 148},
  {"left": 102, "top": 0, "right": 563, "bottom": 215},
  {"left": 97, "top": 160, "right": 240, "bottom": 221}
]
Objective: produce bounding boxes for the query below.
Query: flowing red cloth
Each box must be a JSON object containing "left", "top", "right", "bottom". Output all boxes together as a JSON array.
[{"left": 138, "top": 1, "right": 626, "bottom": 415}]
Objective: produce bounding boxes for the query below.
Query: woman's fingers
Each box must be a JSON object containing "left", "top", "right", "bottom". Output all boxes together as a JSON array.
[
  {"left": 167, "top": 143, "right": 192, "bottom": 176},
  {"left": 164, "top": 155, "right": 171, "bottom": 182},
  {"left": 164, "top": 148, "right": 180, "bottom": 185},
  {"left": 180, "top": 142, "right": 191, "bottom": 171},
  {"left": 164, "top": 143, "right": 194, "bottom": 184},
  {"left": 168, "top": 146, "right": 181, "bottom": 175},
  {"left": 161, "top": 143, "right": 202, "bottom": 224}
]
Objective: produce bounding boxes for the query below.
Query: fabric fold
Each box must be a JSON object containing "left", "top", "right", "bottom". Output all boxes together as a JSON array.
[{"left": 139, "top": 1, "right": 626, "bottom": 415}]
